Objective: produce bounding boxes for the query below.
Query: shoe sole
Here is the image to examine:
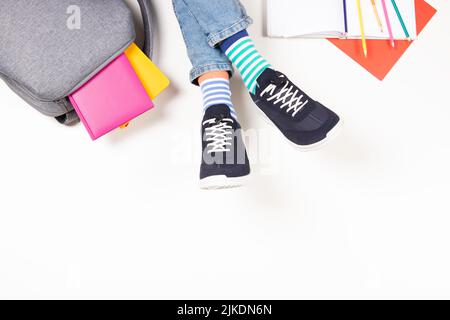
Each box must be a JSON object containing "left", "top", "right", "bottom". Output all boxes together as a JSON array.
[
  {"left": 199, "top": 175, "right": 250, "bottom": 190},
  {"left": 254, "top": 102, "right": 343, "bottom": 152},
  {"left": 294, "top": 119, "right": 343, "bottom": 152}
]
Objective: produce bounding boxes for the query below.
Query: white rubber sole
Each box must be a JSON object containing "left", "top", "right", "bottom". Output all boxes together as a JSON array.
[
  {"left": 254, "top": 103, "right": 343, "bottom": 152},
  {"left": 294, "top": 119, "right": 343, "bottom": 152},
  {"left": 199, "top": 175, "right": 249, "bottom": 190}
]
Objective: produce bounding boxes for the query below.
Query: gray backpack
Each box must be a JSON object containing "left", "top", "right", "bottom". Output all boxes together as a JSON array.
[{"left": 0, "top": 0, "right": 154, "bottom": 125}]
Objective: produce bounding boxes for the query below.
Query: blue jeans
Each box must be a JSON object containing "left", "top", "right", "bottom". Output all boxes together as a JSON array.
[{"left": 172, "top": 0, "right": 253, "bottom": 84}]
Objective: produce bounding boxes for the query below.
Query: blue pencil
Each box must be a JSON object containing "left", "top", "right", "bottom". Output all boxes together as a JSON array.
[{"left": 343, "top": 0, "right": 348, "bottom": 35}]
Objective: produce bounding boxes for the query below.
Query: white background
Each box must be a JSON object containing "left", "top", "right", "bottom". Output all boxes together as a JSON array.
[{"left": 0, "top": 0, "right": 449, "bottom": 299}]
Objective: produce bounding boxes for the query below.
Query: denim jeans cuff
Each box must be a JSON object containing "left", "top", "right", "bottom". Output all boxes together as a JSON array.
[
  {"left": 207, "top": 16, "right": 254, "bottom": 47},
  {"left": 190, "top": 63, "right": 235, "bottom": 86}
]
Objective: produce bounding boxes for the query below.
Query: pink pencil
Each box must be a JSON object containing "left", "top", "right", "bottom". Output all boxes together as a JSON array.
[{"left": 381, "top": 0, "right": 395, "bottom": 48}]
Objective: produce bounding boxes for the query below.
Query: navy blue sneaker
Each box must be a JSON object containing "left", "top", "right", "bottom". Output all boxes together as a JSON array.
[
  {"left": 251, "top": 68, "right": 341, "bottom": 150},
  {"left": 200, "top": 105, "right": 251, "bottom": 190}
]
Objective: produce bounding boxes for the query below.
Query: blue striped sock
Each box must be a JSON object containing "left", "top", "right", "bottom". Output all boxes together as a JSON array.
[
  {"left": 200, "top": 78, "right": 236, "bottom": 119},
  {"left": 220, "top": 30, "right": 271, "bottom": 94}
]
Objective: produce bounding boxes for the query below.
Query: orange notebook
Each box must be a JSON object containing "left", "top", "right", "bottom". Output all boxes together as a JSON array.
[{"left": 328, "top": 0, "right": 436, "bottom": 80}]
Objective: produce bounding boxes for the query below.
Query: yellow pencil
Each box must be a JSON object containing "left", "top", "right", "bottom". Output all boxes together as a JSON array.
[
  {"left": 356, "top": 0, "right": 368, "bottom": 57},
  {"left": 371, "top": 0, "right": 384, "bottom": 32}
]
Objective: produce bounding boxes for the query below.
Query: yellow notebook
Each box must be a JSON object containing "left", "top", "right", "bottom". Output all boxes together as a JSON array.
[
  {"left": 124, "top": 43, "right": 170, "bottom": 100},
  {"left": 119, "top": 43, "right": 170, "bottom": 128}
]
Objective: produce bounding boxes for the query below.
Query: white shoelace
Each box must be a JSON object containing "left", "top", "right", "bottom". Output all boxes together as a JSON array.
[
  {"left": 260, "top": 77, "right": 309, "bottom": 117},
  {"left": 203, "top": 118, "right": 234, "bottom": 153}
]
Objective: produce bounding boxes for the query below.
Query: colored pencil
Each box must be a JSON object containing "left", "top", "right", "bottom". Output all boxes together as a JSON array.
[
  {"left": 356, "top": 0, "right": 368, "bottom": 57},
  {"left": 381, "top": 0, "right": 395, "bottom": 47},
  {"left": 343, "top": 0, "right": 348, "bottom": 34},
  {"left": 371, "top": 0, "right": 384, "bottom": 32},
  {"left": 391, "top": 0, "right": 411, "bottom": 40}
]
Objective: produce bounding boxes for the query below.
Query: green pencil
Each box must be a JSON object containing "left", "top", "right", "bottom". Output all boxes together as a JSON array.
[{"left": 391, "top": 0, "right": 411, "bottom": 40}]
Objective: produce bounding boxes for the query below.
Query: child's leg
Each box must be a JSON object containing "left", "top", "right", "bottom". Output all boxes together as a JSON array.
[
  {"left": 199, "top": 71, "right": 237, "bottom": 119},
  {"left": 220, "top": 30, "right": 270, "bottom": 94},
  {"left": 172, "top": 0, "right": 238, "bottom": 118},
  {"left": 176, "top": 0, "right": 341, "bottom": 149},
  {"left": 219, "top": 30, "right": 341, "bottom": 149},
  {"left": 198, "top": 71, "right": 250, "bottom": 189},
  {"left": 172, "top": 0, "right": 250, "bottom": 189},
  {"left": 171, "top": 0, "right": 237, "bottom": 86},
  {"left": 173, "top": 0, "right": 263, "bottom": 94},
  {"left": 198, "top": 71, "right": 229, "bottom": 83},
  {"left": 173, "top": 0, "right": 253, "bottom": 52}
]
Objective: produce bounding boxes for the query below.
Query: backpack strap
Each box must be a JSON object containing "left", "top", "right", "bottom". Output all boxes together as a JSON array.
[
  {"left": 137, "top": 0, "right": 154, "bottom": 59},
  {"left": 56, "top": 109, "right": 79, "bottom": 126}
]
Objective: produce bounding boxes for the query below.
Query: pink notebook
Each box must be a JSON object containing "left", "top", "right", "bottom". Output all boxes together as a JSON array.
[{"left": 69, "top": 54, "right": 154, "bottom": 140}]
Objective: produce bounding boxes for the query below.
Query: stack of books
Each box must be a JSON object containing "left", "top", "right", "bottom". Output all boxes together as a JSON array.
[{"left": 69, "top": 43, "right": 170, "bottom": 140}]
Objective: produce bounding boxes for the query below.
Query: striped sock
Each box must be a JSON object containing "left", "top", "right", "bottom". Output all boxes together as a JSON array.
[
  {"left": 220, "top": 30, "right": 271, "bottom": 94},
  {"left": 200, "top": 78, "right": 237, "bottom": 119}
]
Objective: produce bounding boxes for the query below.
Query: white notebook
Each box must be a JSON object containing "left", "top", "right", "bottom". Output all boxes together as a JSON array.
[{"left": 267, "top": 0, "right": 417, "bottom": 40}]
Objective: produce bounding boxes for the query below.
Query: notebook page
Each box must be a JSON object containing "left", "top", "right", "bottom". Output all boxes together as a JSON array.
[
  {"left": 267, "top": 0, "right": 345, "bottom": 38},
  {"left": 346, "top": 0, "right": 417, "bottom": 39}
]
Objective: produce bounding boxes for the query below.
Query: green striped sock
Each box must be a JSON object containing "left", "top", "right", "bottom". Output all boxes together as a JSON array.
[{"left": 224, "top": 36, "right": 271, "bottom": 94}]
